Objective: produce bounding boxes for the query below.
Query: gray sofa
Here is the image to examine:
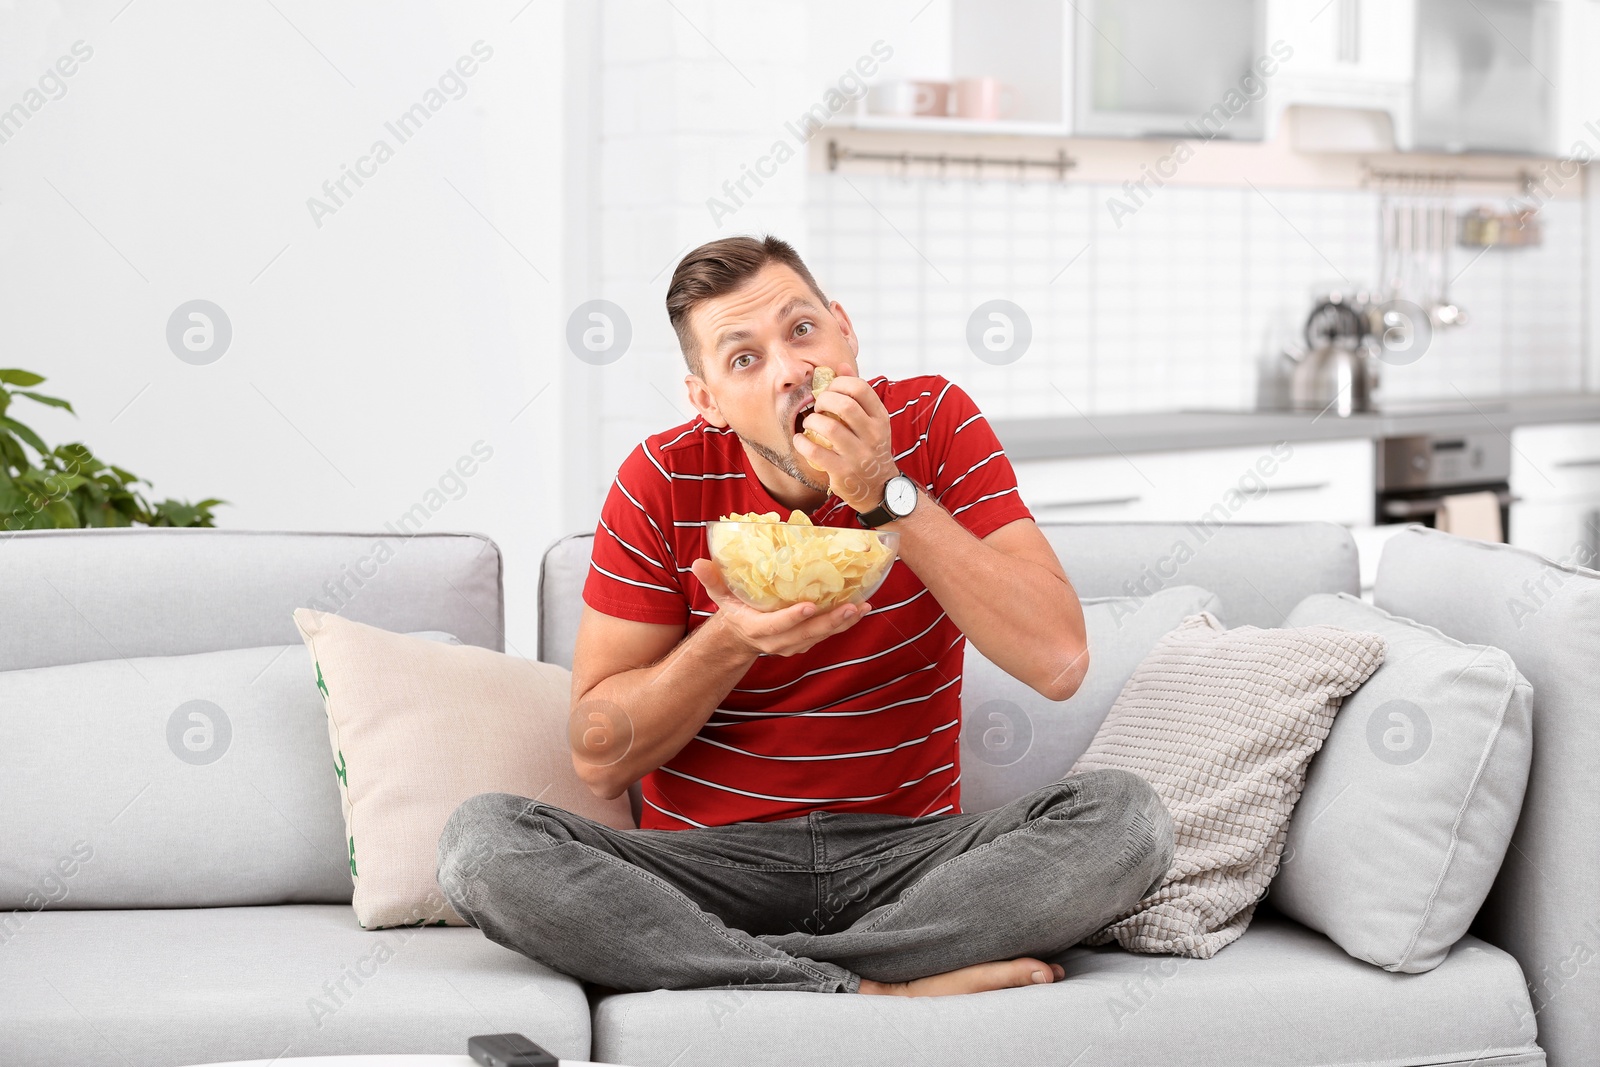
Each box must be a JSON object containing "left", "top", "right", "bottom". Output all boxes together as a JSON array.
[{"left": 2, "top": 521, "right": 1594, "bottom": 1067}]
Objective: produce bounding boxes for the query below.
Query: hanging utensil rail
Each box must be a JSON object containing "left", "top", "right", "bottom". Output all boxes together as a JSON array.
[
  {"left": 826, "top": 139, "right": 1078, "bottom": 181},
  {"left": 1361, "top": 164, "right": 1539, "bottom": 194}
]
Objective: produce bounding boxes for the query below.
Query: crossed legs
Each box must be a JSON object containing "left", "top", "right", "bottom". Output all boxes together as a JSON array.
[{"left": 436, "top": 768, "right": 1173, "bottom": 996}]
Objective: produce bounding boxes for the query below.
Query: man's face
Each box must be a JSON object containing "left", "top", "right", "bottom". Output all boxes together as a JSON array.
[{"left": 684, "top": 262, "right": 860, "bottom": 497}]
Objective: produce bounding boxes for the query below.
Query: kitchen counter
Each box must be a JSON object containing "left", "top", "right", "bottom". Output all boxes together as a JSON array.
[{"left": 990, "top": 393, "right": 1600, "bottom": 460}]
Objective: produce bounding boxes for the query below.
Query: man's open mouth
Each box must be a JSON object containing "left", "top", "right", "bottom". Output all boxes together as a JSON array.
[{"left": 792, "top": 399, "right": 816, "bottom": 437}]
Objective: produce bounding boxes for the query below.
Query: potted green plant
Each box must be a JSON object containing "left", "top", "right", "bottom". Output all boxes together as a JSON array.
[{"left": 0, "top": 369, "right": 226, "bottom": 530}]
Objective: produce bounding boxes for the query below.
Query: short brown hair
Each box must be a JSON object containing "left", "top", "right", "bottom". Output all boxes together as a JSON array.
[{"left": 665, "top": 235, "right": 828, "bottom": 377}]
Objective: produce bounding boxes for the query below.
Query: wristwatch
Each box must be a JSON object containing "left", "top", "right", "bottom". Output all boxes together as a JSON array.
[{"left": 857, "top": 473, "right": 918, "bottom": 528}]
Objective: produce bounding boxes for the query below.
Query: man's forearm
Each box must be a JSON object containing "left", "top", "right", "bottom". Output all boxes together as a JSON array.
[
  {"left": 576, "top": 614, "right": 757, "bottom": 799},
  {"left": 887, "top": 490, "right": 1086, "bottom": 699}
]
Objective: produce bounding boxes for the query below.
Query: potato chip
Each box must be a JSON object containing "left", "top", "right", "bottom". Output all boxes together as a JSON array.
[
  {"left": 802, "top": 366, "right": 842, "bottom": 471},
  {"left": 707, "top": 510, "right": 896, "bottom": 612}
]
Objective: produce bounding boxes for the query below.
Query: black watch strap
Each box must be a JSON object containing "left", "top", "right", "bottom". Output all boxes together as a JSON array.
[{"left": 857, "top": 500, "right": 895, "bottom": 528}]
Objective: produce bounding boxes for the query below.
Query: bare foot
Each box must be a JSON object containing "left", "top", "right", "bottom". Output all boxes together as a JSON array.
[{"left": 857, "top": 959, "right": 1065, "bottom": 996}]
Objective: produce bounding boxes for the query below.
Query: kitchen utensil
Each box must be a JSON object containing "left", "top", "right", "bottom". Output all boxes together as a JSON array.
[
  {"left": 1431, "top": 201, "right": 1467, "bottom": 327},
  {"left": 1397, "top": 200, "right": 1414, "bottom": 302},
  {"left": 1380, "top": 199, "right": 1399, "bottom": 301},
  {"left": 1285, "top": 295, "right": 1379, "bottom": 416},
  {"left": 1290, "top": 336, "right": 1377, "bottom": 416},
  {"left": 1304, "top": 297, "right": 1366, "bottom": 348}
]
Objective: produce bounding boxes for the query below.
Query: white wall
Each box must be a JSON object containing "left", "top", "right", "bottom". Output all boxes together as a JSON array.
[{"left": 0, "top": 0, "right": 567, "bottom": 657}]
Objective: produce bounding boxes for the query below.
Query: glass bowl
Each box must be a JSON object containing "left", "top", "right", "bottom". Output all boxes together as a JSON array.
[{"left": 705, "top": 519, "right": 900, "bottom": 612}]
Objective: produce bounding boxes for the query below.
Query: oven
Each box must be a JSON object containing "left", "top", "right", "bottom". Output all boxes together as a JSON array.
[{"left": 1375, "top": 430, "right": 1518, "bottom": 540}]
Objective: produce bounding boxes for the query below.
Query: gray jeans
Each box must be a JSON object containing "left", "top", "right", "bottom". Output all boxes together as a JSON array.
[{"left": 435, "top": 767, "right": 1173, "bottom": 995}]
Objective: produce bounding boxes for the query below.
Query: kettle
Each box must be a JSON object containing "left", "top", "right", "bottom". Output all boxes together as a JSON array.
[{"left": 1283, "top": 296, "right": 1381, "bottom": 417}]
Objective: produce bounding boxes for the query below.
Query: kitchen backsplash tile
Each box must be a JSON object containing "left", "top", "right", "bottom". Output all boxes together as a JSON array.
[{"left": 807, "top": 172, "right": 1586, "bottom": 418}]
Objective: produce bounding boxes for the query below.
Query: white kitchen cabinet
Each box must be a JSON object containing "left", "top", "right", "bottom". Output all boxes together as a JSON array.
[
  {"left": 1509, "top": 498, "right": 1600, "bottom": 567},
  {"left": 1511, "top": 422, "right": 1600, "bottom": 501},
  {"left": 1072, "top": 0, "right": 1266, "bottom": 139},
  {"left": 949, "top": 0, "right": 1071, "bottom": 128},
  {"left": 1013, "top": 437, "right": 1373, "bottom": 528},
  {"left": 1553, "top": 0, "right": 1600, "bottom": 156},
  {"left": 1509, "top": 422, "right": 1600, "bottom": 566},
  {"left": 944, "top": 0, "right": 1267, "bottom": 138},
  {"left": 1410, "top": 0, "right": 1560, "bottom": 154},
  {"left": 1268, "top": 0, "right": 1416, "bottom": 84},
  {"left": 1012, "top": 451, "right": 1151, "bottom": 522},
  {"left": 1265, "top": 0, "right": 1416, "bottom": 145}
]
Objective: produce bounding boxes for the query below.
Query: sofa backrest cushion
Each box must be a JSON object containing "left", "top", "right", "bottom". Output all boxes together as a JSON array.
[
  {"left": 3, "top": 528, "right": 507, "bottom": 672},
  {"left": 1, "top": 528, "right": 505, "bottom": 911},
  {"left": 1274, "top": 591, "right": 1533, "bottom": 973},
  {"left": 539, "top": 521, "right": 1360, "bottom": 668},
  {"left": 1373, "top": 524, "right": 1600, "bottom": 1065},
  {"left": 958, "top": 584, "right": 1223, "bottom": 814},
  {"left": 0, "top": 633, "right": 457, "bottom": 911}
]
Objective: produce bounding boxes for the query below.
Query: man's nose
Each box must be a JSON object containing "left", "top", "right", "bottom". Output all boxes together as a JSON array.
[{"left": 775, "top": 348, "right": 816, "bottom": 391}]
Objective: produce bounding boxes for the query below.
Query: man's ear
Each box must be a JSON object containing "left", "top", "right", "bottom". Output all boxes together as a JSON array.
[
  {"left": 829, "top": 299, "right": 861, "bottom": 368},
  {"left": 685, "top": 373, "right": 728, "bottom": 428}
]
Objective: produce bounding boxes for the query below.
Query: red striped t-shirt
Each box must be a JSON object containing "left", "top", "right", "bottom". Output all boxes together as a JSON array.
[{"left": 582, "top": 373, "right": 1033, "bottom": 830}]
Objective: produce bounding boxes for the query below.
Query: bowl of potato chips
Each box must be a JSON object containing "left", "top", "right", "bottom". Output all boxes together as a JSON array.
[{"left": 706, "top": 510, "right": 899, "bottom": 612}]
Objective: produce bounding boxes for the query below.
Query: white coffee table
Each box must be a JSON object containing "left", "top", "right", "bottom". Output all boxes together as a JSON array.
[{"left": 189, "top": 1056, "right": 615, "bottom": 1067}]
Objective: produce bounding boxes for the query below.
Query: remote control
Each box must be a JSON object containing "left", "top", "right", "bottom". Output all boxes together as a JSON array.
[{"left": 468, "top": 1032, "right": 559, "bottom": 1067}]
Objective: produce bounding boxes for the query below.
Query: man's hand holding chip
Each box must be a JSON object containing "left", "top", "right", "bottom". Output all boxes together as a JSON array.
[
  {"left": 689, "top": 558, "right": 868, "bottom": 658},
  {"left": 792, "top": 364, "right": 902, "bottom": 512}
]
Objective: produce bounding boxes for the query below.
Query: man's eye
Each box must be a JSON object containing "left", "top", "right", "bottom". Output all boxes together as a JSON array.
[
  {"left": 732, "top": 353, "right": 753, "bottom": 369},
  {"left": 795, "top": 322, "right": 813, "bottom": 337}
]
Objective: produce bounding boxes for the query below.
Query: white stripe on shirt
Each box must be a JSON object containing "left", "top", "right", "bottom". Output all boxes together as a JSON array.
[
  {"left": 940, "top": 449, "right": 1005, "bottom": 499},
  {"left": 656, "top": 759, "right": 956, "bottom": 805},
  {"left": 690, "top": 718, "right": 958, "bottom": 762},
  {"left": 668, "top": 471, "right": 746, "bottom": 480},
  {"left": 599, "top": 517, "right": 671, "bottom": 575},
  {"left": 709, "top": 666, "right": 962, "bottom": 722},
  {"left": 615, "top": 478, "right": 674, "bottom": 556},
  {"left": 642, "top": 794, "right": 708, "bottom": 828},
  {"left": 729, "top": 611, "right": 948, "bottom": 695},
  {"left": 950, "top": 486, "right": 1019, "bottom": 517},
  {"left": 589, "top": 559, "right": 678, "bottom": 595}
]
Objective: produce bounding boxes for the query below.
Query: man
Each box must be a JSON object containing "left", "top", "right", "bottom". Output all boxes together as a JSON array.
[{"left": 437, "top": 235, "right": 1173, "bottom": 998}]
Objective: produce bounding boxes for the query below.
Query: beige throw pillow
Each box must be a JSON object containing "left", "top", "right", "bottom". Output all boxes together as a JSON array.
[
  {"left": 293, "top": 608, "right": 635, "bottom": 930},
  {"left": 1070, "top": 611, "right": 1386, "bottom": 958}
]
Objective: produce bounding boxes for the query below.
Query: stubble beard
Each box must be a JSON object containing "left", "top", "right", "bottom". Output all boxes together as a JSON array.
[{"left": 744, "top": 434, "right": 831, "bottom": 496}]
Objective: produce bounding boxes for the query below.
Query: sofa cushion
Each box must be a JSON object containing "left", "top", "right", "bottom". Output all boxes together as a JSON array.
[
  {"left": 1070, "top": 613, "right": 1386, "bottom": 958},
  {"left": 589, "top": 912, "right": 1540, "bottom": 1067},
  {"left": 0, "top": 904, "right": 591, "bottom": 1066},
  {"left": 3, "top": 528, "right": 507, "bottom": 672},
  {"left": 1375, "top": 522, "right": 1600, "bottom": 1067},
  {"left": 0, "top": 633, "right": 455, "bottom": 911},
  {"left": 1274, "top": 592, "right": 1533, "bottom": 973},
  {"left": 294, "top": 610, "right": 634, "bottom": 930},
  {"left": 958, "top": 584, "right": 1223, "bottom": 813},
  {"left": 538, "top": 522, "right": 1361, "bottom": 668}
]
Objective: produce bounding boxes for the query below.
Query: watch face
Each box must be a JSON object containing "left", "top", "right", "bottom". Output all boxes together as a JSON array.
[{"left": 886, "top": 475, "right": 917, "bottom": 515}]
